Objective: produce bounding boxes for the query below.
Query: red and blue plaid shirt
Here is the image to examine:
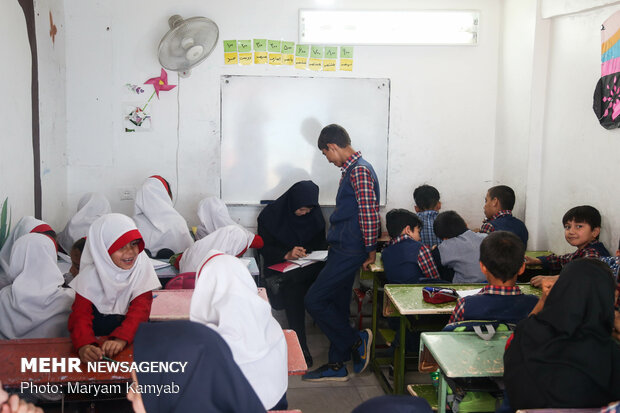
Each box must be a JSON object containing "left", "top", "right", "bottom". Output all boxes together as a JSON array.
[
  {"left": 480, "top": 210, "right": 513, "bottom": 234},
  {"left": 389, "top": 234, "right": 440, "bottom": 280},
  {"left": 341, "top": 151, "right": 380, "bottom": 250},
  {"left": 449, "top": 285, "right": 523, "bottom": 323},
  {"left": 540, "top": 241, "right": 604, "bottom": 271}
]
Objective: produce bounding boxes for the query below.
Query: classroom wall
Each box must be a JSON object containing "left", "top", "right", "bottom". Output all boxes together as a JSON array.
[
  {"left": 53, "top": 0, "right": 501, "bottom": 233},
  {"left": 0, "top": 1, "right": 35, "bottom": 225}
]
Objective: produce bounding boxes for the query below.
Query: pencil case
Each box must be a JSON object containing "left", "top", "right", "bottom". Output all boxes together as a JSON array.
[{"left": 422, "top": 287, "right": 458, "bottom": 304}]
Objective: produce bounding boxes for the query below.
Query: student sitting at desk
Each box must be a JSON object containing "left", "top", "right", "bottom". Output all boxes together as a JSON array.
[
  {"left": 479, "top": 185, "right": 529, "bottom": 247},
  {"left": 447, "top": 231, "right": 538, "bottom": 325},
  {"left": 190, "top": 250, "right": 287, "bottom": 411},
  {"left": 382, "top": 208, "right": 441, "bottom": 284},
  {"left": 133, "top": 175, "right": 194, "bottom": 259},
  {"left": 68, "top": 213, "right": 161, "bottom": 363},
  {"left": 504, "top": 259, "right": 620, "bottom": 410},
  {"left": 527, "top": 205, "right": 610, "bottom": 287},
  {"left": 128, "top": 320, "right": 264, "bottom": 413},
  {"left": 56, "top": 192, "right": 111, "bottom": 254},
  {"left": 0, "top": 233, "right": 74, "bottom": 339},
  {"left": 413, "top": 184, "right": 442, "bottom": 247},
  {"left": 433, "top": 211, "right": 487, "bottom": 283}
]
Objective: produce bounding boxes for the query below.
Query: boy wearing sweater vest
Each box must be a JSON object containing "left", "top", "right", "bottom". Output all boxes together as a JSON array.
[
  {"left": 480, "top": 185, "right": 529, "bottom": 247},
  {"left": 449, "top": 231, "right": 538, "bottom": 325}
]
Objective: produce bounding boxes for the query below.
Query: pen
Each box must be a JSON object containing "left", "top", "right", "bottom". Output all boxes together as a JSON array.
[{"left": 102, "top": 356, "right": 118, "bottom": 363}]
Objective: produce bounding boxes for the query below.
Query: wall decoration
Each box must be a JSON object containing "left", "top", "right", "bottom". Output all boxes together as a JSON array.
[
  {"left": 123, "top": 69, "right": 176, "bottom": 133},
  {"left": 594, "top": 11, "right": 620, "bottom": 129}
]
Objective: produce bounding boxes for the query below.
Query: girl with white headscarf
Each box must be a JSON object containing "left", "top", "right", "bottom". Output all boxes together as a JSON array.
[
  {"left": 176, "top": 225, "right": 250, "bottom": 273},
  {"left": 68, "top": 213, "right": 161, "bottom": 363},
  {"left": 195, "top": 196, "right": 264, "bottom": 249},
  {"left": 0, "top": 233, "right": 74, "bottom": 339},
  {"left": 133, "top": 175, "right": 194, "bottom": 258},
  {"left": 0, "top": 216, "right": 55, "bottom": 289},
  {"left": 57, "top": 192, "right": 111, "bottom": 253},
  {"left": 190, "top": 251, "right": 288, "bottom": 410}
]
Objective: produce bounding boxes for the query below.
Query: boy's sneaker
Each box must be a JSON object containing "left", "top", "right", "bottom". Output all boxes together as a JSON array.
[
  {"left": 352, "top": 328, "right": 373, "bottom": 374},
  {"left": 302, "top": 363, "right": 349, "bottom": 382}
]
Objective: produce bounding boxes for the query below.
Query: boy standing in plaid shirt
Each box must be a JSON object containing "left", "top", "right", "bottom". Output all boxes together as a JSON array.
[{"left": 303, "top": 124, "right": 379, "bottom": 382}]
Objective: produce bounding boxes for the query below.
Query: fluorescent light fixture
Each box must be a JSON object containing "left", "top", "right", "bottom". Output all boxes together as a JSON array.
[{"left": 299, "top": 10, "right": 479, "bottom": 45}]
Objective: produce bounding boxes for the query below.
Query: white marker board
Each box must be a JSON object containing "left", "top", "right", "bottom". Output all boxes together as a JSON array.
[{"left": 220, "top": 75, "right": 389, "bottom": 205}]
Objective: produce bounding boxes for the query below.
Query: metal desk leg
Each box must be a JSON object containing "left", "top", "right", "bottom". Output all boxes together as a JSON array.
[
  {"left": 394, "top": 315, "right": 406, "bottom": 394},
  {"left": 438, "top": 372, "right": 447, "bottom": 413},
  {"left": 370, "top": 274, "right": 378, "bottom": 362}
]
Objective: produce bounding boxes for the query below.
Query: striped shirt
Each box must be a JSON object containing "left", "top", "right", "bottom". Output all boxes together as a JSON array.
[
  {"left": 417, "top": 210, "right": 441, "bottom": 247},
  {"left": 540, "top": 242, "right": 605, "bottom": 271},
  {"left": 449, "top": 285, "right": 523, "bottom": 323},
  {"left": 480, "top": 210, "right": 513, "bottom": 234},
  {"left": 389, "top": 234, "right": 440, "bottom": 280}
]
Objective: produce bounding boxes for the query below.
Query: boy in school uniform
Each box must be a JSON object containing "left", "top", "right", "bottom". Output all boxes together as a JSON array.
[
  {"left": 433, "top": 211, "right": 487, "bottom": 283},
  {"left": 382, "top": 209, "right": 441, "bottom": 284},
  {"left": 303, "top": 124, "right": 379, "bottom": 382},
  {"left": 413, "top": 184, "right": 442, "bottom": 247},
  {"left": 527, "top": 205, "right": 610, "bottom": 287},
  {"left": 479, "top": 185, "right": 529, "bottom": 246},
  {"left": 448, "top": 231, "right": 539, "bottom": 325}
]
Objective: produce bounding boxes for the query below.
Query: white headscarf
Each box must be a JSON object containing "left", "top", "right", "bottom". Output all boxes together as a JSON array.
[
  {"left": 133, "top": 176, "right": 194, "bottom": 256},
  {"left": 57, "top": 192, "right": 111, "bottom": 253},
  {"left": 70, "top": 213, "right": 161, "bottom": 315},
  {"left": 0, "top": 233, "right": 75, "bottom": 339},
  {"left": 196, "top": 197, "right": 255, "bottom": 245},
  {"left": 179, "top": 225, "right": 250, "bottom": 273},
  {"left": 0, "top": 216, "right": 53, "bottom": 289},
  {"left": 190, "top": 251, "right": 287, "bottom": 410}
]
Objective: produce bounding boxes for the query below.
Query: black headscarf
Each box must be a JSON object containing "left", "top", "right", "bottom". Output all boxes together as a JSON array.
[
  {"left": 257, "top": 180, "right": 325, "bottom": 247},
  {"left": 504, "top": 259, "right": 620, "bottom": 410},
  {"left": 133, "top": 320, "right": 265, "bottom": 413}
]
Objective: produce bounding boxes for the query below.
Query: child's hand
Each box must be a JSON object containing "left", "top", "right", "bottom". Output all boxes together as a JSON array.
[
  {"left": 78, "top": 344, "right": 103, "bottom": 363},
  {"left": 1, "top": 381, "right": 44, "bottom": 413},
  {"left": 530, "top": 275, "right": 558, "bottom": 288},
  {"left": 284, "top": 247, "right": 306, "bottom": 260},
  {"left": 524, "top": 255, "right": 541, "bottom": 266},
  {"left": 102, "top": 338, "right": 127, "bottom": 358},
  {"left": 540, "top": 278, "right": 557, "bottom": 299}
]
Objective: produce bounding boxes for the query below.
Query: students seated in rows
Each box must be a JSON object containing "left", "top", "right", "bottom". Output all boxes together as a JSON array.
[
  {"left": 527, "top": 205, "right": 610, "bottom": 286},
  {"left": 190, "top": 251, "right": 287, "bottom": 410},
  {"left": 195, "top": 196, "right": 263, "bottom": 248},
  {"left": 0, "top": 233, "right": 74, "bottom": 339},
  {"left": 433, "top": 211, "right": 487, "bottom": 283},
  {"left": 382, "top": 209, "right": 441, "bottom": 284},
  {"left": 413, "top": 184, "right": 442, "bottom": 247},
  {"left": 479, "top": 185, "right": 528, "bottom": 246},
  {"left": 504, "top": 259, "right": 620, "bottom": 410},
  {"left": 0, "top": 216, "right": 56, "bottom": 289},
  {"left": 128, "top": 321, "right": 265, "bottom": 413},
  {"left": 69, "top": 213, "right": 161, "bottom": 363},
  {"left": 133, "top": 175, "right": 194, "bottom": 259},
  {"left": 57, "top": 192, "right": 111, "bottom": 254},
  {"left": 447, "top": 231, "right": 538, "bottom": 325}
]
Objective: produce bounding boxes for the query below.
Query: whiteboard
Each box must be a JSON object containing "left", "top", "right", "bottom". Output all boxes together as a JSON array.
[{"left": 220, "top": 75, "right": 389, "bottom": 205}]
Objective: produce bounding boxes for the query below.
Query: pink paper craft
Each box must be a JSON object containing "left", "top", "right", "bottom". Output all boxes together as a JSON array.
[{"left": 144, "top": 68, "right": 176, "bottom": 98}]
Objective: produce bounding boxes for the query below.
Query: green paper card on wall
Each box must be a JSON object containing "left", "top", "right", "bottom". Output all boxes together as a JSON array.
[
  {"left": 282, "top": 41, "right": 295, "bottom": 54},
  {"left": 340, "top": 46, "right": 354, "bottom": 59},
  {"left": 324, "top": 47, "right": 338, "bottom": 59},
  {"left": 310, "top": 45, "right": 324, "bottom": 58},
  {"left": 268, "top": 40, "right": 282, "bottom": 52},
  {"left": 295, "top": 44, "right": 309, "bottom": 57},
  {"left": 253, "top": 39, "right": 267, "bottom": 51},
  {"left": 223, "top": 40, "right": 237, "bottom": 52},
  {"left": 237, "top": 40, "right": 252, "bottom": 53}
]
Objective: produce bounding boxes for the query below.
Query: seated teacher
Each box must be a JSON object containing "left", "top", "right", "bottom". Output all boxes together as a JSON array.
[{"left": 257, "top": 180, "right": 327, "bottom": 367}]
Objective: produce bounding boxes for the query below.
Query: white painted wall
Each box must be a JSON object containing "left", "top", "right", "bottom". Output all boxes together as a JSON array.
[
  {"left": 0, "top": 0, "right": 35, "bottom": 225},
  {"left": 56, "top": 0, "right": 501, "bottom": 233}
]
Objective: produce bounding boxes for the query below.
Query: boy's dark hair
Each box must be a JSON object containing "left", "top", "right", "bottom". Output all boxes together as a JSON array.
[
  {"left": 413, "top": 185, "right": 440, "bottom": 210},
  {"left": 41, "top": 230, "right": 57, "bottom": 241},
  {"left": 488, "top": 185, "right": 516, "bottom": 210},
  {"left": 317, "top": 124, "right": 351, "bottom": 150},
  {"left": 479, "top": 231, "right": 526, "bottom": 282},
  {"left": 386, "top": 209, "right": 422, "bottom": 239},
  {"left": 72, "top": 237, "right": 86, "bottom": 253},
  {"left": 433, "top": 211, "right": 468, "bottom": 239},
  {"left": 562, "top": 205, "right": 602, "bottom": 230}
]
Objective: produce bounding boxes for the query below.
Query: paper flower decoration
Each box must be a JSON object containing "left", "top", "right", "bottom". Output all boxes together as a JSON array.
[{"left": 144, "top": 69, "right": 176, "bottom": 98}]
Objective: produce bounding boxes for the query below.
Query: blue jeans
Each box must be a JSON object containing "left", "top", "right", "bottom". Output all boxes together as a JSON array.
[{"left": 305, "top": 247, "right": 367, "bottom": 363}]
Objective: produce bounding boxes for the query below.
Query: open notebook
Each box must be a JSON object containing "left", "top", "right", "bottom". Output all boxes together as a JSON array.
[{"left": 267, "top": 250, "right": 328, "bottom": 273}]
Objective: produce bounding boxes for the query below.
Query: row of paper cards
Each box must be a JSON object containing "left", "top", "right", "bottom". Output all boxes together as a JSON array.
[{"left": 223, "top": 40, "right": 354, "bottom": 71}]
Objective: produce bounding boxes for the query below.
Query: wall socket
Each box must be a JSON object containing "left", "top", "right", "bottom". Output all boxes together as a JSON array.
[{"left": 118, "top": 187, "right": 136, "bottom": 201}]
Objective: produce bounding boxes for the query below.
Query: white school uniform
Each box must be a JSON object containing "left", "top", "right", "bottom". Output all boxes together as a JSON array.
[
  {"left": 133, "top": 177, "right": 194, "bottom": 256},
  {"left": 190, "top": 251, "right": 287, "bottom": 410},
  {"left": 0, "top": 216, "right": 52, "bottom": 289},
  {"left": 195, "top": 197, "right": 256, "bottom": 245},
  {"left": 179, "top": 225, "right": 250, "bottom": 273},
  {"left": 70, "top": 213, "right": 161, "bottom": 315},
  {"left": 57, "top": 192, "right": 111, "bottom": 253},
  {"left": 0, "top": 233, "right": 75, "bottom": 339}
]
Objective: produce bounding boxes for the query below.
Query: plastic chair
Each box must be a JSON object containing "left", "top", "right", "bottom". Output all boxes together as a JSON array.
[{"left": 165, "top": 272, "right": 196, "bottom": 289}]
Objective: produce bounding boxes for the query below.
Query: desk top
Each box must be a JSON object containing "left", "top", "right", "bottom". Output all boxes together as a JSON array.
[
  {"left": 420, "top": 331, "right": 511, "bottom": 378},
  {"left": 384, "top": 283, "right": 541, "bottom": 316},
  {"left": 284, "top": 329, "right": 307, "bottom": 375}
]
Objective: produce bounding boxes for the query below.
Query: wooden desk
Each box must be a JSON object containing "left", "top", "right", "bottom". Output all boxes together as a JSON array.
[
  {"left": 384, "top": 283, "right": 540, "bottom": 395},
  {"left": 420, "top": 331, "right": 511, "bottom": 413},
  {"left": 284, "top": 329, "right": 307, "bottom": 375}
]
